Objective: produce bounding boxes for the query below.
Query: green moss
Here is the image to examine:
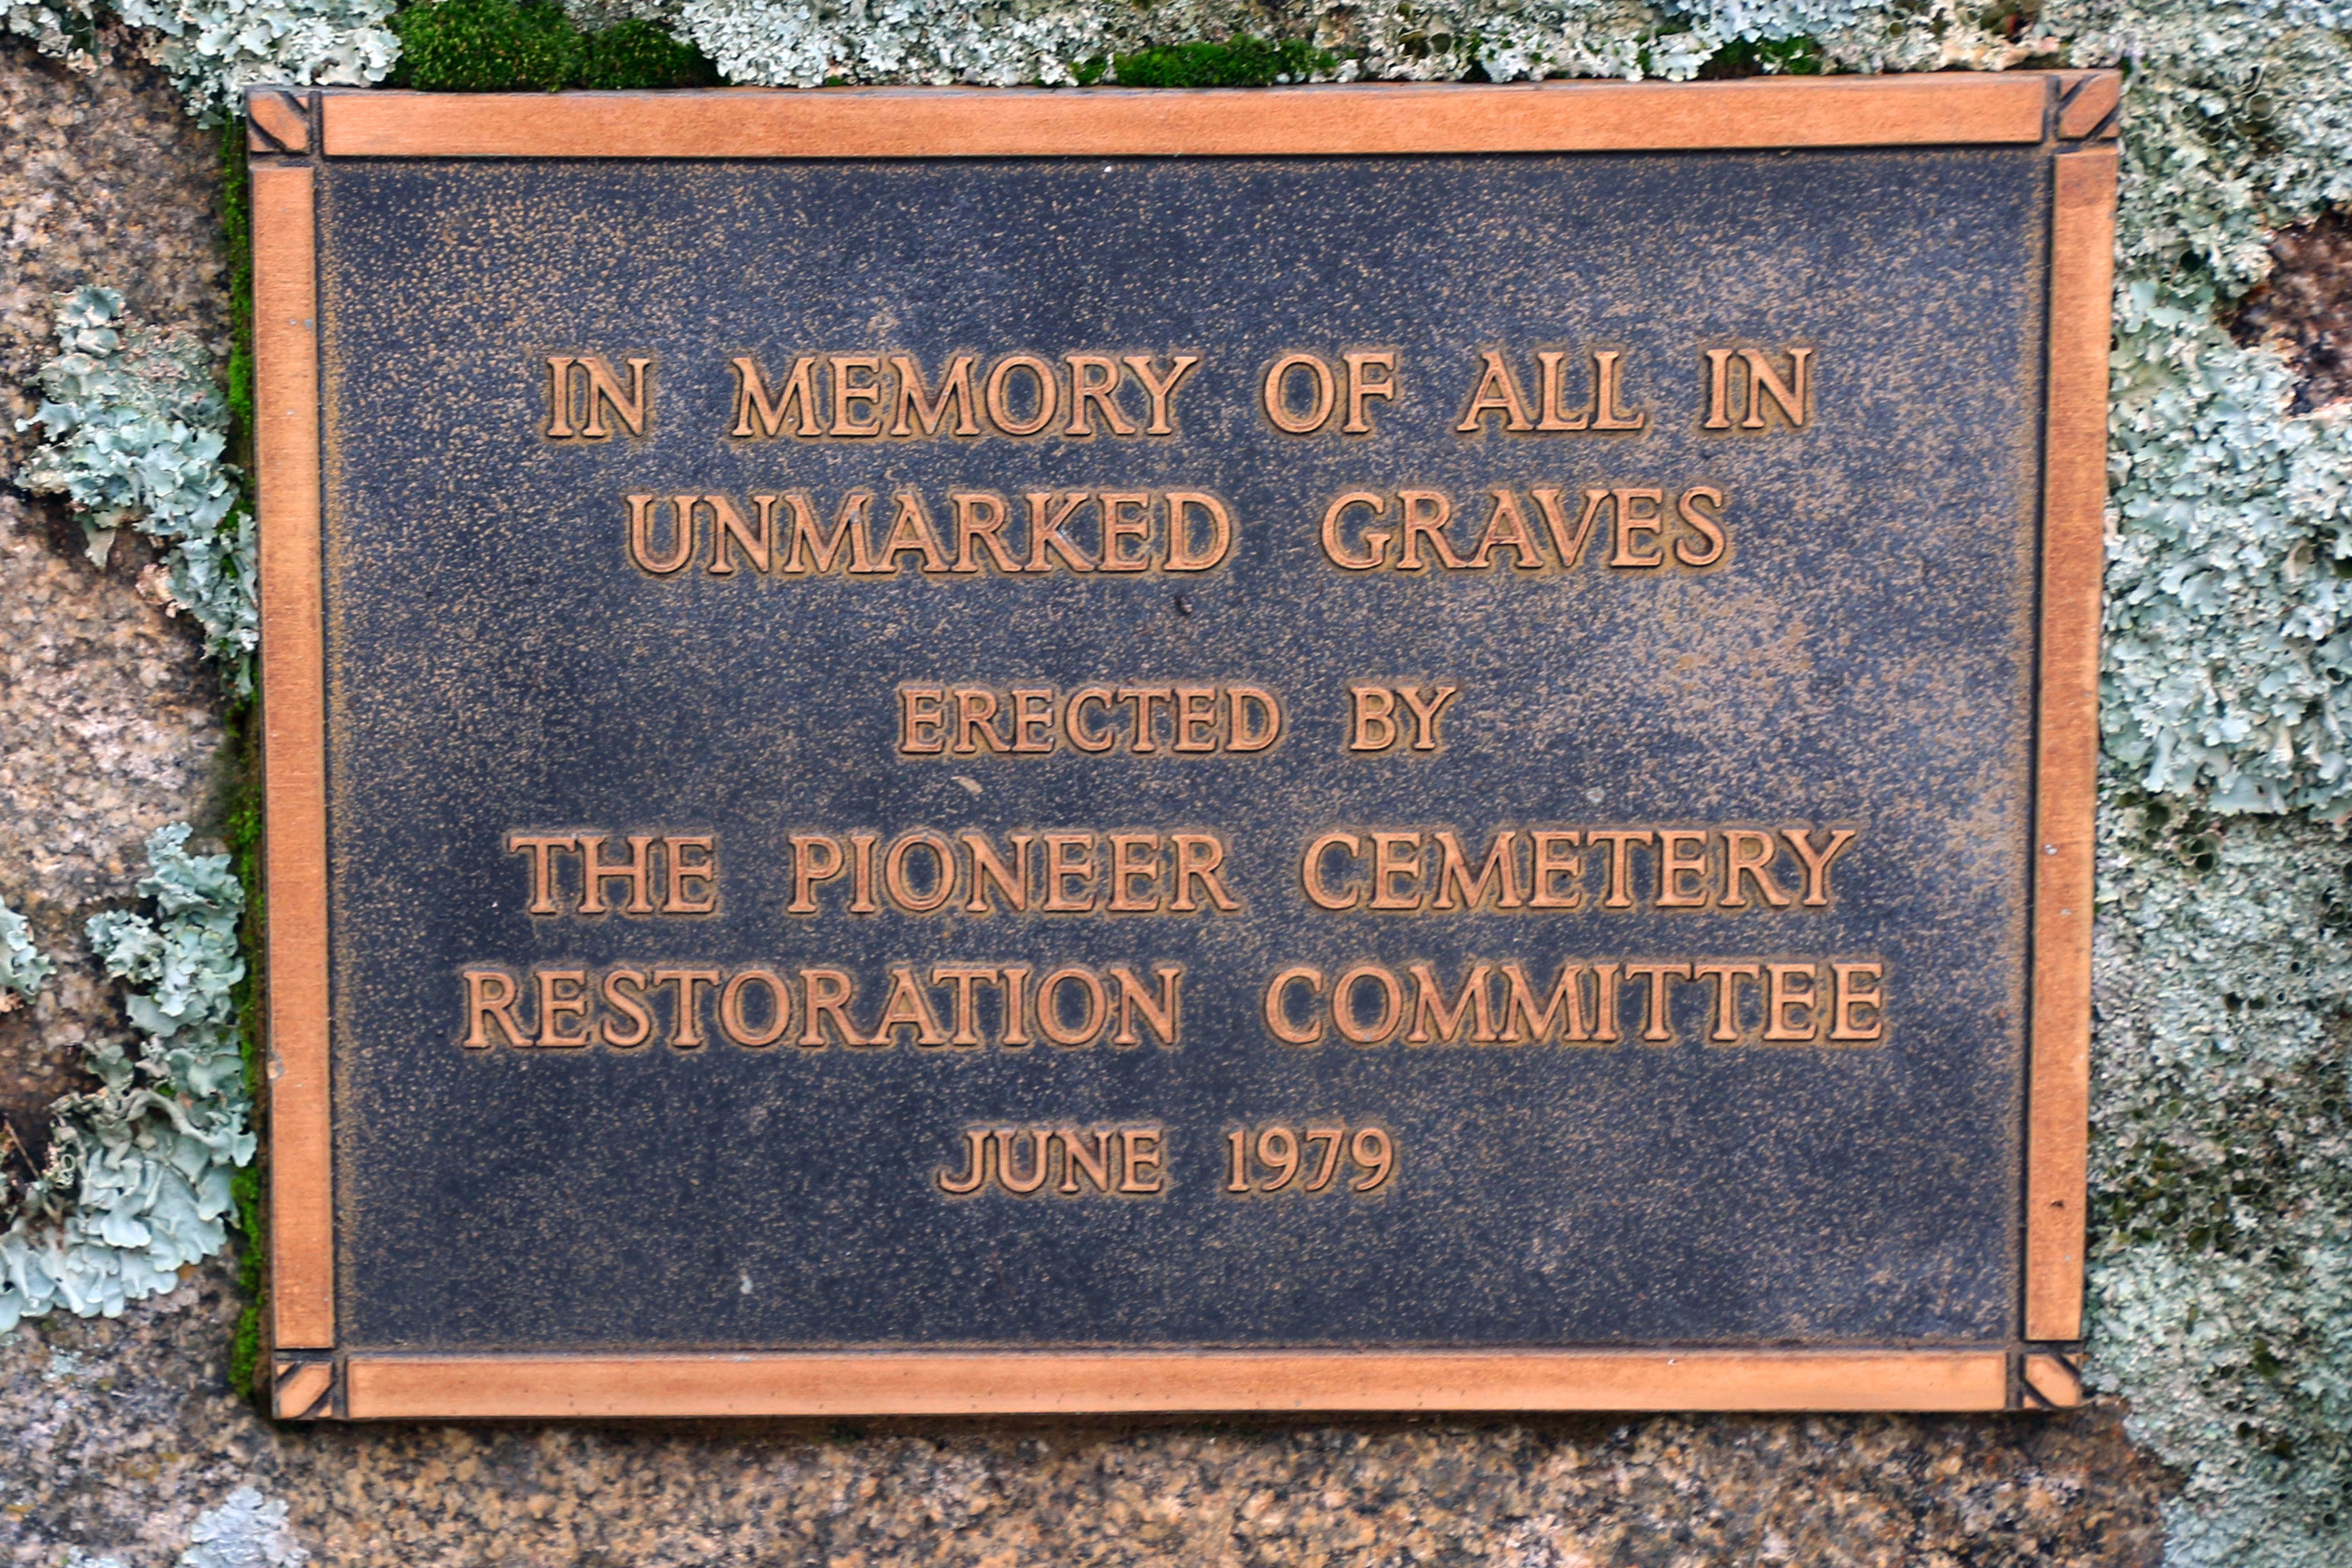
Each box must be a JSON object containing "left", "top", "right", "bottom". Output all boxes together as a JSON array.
[
  {"left": 1695, "top": 34, "right": 1826, "bottom": 75},
  {"left": 216, "top": 119, "right": 255, "bottom": 491},
  {"left": 214, "top": 123, "right": 270, "bottom": 1403},
  {"left": 389, "top": 0, "right": 718, "bottom": 91},
  {"left": 390, "top": 0, "right": 585, "bottom": 90},
  {"left": 582, "top": 19, "right": 719, "bottom": 89},
  {"left": 223, "top": 708, "right": 267, "bottom": 1405},
  {"left": 226, "top": 1221, "right": 262, "bottom": 1394},
  {"left": 1111, "top": 35, "right": 1333, "bottom": 88}
]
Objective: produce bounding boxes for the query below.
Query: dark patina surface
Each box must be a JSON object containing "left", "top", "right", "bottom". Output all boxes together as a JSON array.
[{"left": 317, "top": 149, "right": 2046, "bottom": 1352}]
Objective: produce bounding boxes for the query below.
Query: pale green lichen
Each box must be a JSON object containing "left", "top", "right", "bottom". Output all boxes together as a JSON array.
[
  {"left": 178, "top": 1489, "right": 309, "bottom": 1568},
  {"left": 2090, "top": 797, "right": 2352, "bottom": 1568},
  {"left": 0, "top": 825, "right": 254, "bottom": 1331},
  {"left": 2102, "top": 297, "right": 2352, "bottom": 816},
  {"left": 2065, "top": 0, "right": 2352, "bottom": 818},
  {"left": 71, "top": 1486, "right": 310, "bottom": 1568},
  {"left": 2045, "top": 3, "right": 2352, "bottom": 1563},
  {"left": 2, "top": 0, "right": 395, "bottom": 118},
  {"left": 550, "top": 0, "right": 1735, "bottom": 88},
  {"left": 15, "top": 288, "right": 257, "bottom": 698},
  {"left": 0, "top": 896, "right": 54, "bottom": 1015}
]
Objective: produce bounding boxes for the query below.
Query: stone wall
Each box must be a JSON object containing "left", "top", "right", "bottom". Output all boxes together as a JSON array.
[
  {"left": 0, "top": 46, "right": 231, "bottom": 1244},
  {"left": 7, "top": 1268, "right": 2173, "bottom": 1566},
  {"left": 2, "top": 0, "right": 2350, "bottom": 1560}
]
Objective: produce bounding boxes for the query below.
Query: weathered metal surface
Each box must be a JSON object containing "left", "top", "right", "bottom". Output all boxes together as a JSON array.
[{"left": 304, "top": 141, "right": 2050, "bottom": 1360}]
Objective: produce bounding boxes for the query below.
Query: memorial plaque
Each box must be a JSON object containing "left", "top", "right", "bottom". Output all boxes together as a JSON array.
[{"left": 248, "top": 76, "right": 2118, "bottom": 1420}]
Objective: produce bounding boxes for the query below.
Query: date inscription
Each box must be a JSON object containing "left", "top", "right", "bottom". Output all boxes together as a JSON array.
[{"left": 1224, "top": 1122, "right": 1397, "bottom": 1196}]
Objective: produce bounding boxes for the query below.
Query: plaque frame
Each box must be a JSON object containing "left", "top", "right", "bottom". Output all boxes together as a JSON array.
[{"left": 249, "top": 74, "right": 2117, "bottom": 1420}]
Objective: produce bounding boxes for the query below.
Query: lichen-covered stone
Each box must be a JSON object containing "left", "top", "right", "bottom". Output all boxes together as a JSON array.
[
  {"left": 2090, "top": 795, "right": 2352, "bottom": 1565},
  {"left": 73, "top": 1487, "right": 310, "bottom": 1568},
  {"left": 0, "top": 897, "right": 53, "bottom": 1014},
  {"left": 2100, "top": 299, "right": 2352, "bottom": 815},
  {"left": 0, "top": 35, "right": 241, "bottom": 1326},
  {"left": 1, "top": 0, "right": 393, "bottom": 118},
  {"left": 12, "top": 2, "right": 2352, "bottom": 1562},
  {"left": 0, "top": 490, "right": 225, "bottom": 1107},
  {"left": 16, "top": 287, "right": 255, "bottom": 696},
  {"left": 2236, "top": 215, "right": 2352, "bottom": 414},
  {"left": 0, "top": 39, "right": 232, "bottom": 460},
  {"left": 0, "top": 823, "right": 254, "bottom": 1330}
]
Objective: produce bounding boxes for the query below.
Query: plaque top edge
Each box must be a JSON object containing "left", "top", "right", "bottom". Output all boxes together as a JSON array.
[{"left": 233, "top": 72, "right": 2117, "bottom": 162}]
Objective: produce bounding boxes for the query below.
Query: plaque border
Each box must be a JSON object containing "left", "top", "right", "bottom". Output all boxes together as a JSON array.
[
  {"left": 310, "top": 74, "right": 2057, "bottom": 159},
  {"left": 254, "top": 158, "right": 334, "bottom": 1354},
  {"left": 2026, "top": 139, "right": 2117, "bottom": 1345},
  {"left": 251, "top": 74, "right": 2117, "bottom": 1419}
]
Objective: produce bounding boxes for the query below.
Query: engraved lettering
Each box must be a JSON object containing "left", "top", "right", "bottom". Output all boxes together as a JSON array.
[
  {"left": 937, "top": 1129, "right": 990, "bottom": 1194},
  {"left": 1740, "top": 347, "right": 1813, "bottom": 430},
  {"left": 1591, "top": 349, "right": 1645, "bottom": 431},
  {"left": 1456, "top": 349, "right": 1537, "bottom": 433},
  {"left": 729, "top": 353, "right": 823, "bottom": 438},
  {"left": 1781, "top": 825, "right": 1859, "bottom": 906},
  {"left": 626, "top": 495, "right": 695, "bottom": 575},
  {"left": 547, "top": 354, "right": 651, "bottom": 441},
  {"left": 1064, "top": 353, "right": 1137, "bottom": 438},
  {"left": 890, "top": 353, "right": 982, "bottom": 438},
  {"left": 1764, "top": 961, "right": 1821, "bottom": 1042},
  {"left": 461, "top": 967, "right": 531, "bottom": 1049},
  {"left": 653, "top": 966, "right": 722, "bottom": 1049},
  {"left": 829, "top": 353, "right": 886, "bottom": 437},
  {"left": 718, "top": 967, "right": 792, "bottom": 1047},
  {"left": 1123, "top": 354, "right": 1201, "bottom": 436},
  {"left": 1264, "top": 352, "right": 1338, "bottom": 434},
  {"left": 1831, "top": 960, "right": 1886, "bottom": 1041},
  {"left": 1343, "top": 350, "right": 1397, "bottom": 435},
  {"left": 985, "top": 353, "right": 1058, "bottom": 436}
]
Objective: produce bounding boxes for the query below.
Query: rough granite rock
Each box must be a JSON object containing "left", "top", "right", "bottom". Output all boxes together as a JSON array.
[
  {"left": 0, "top": 1260, "right": 2171, "bottom": 1568},
  {"left": 0, "top": 30, "right": 2187, "bottom": 1568},
  {"left": 0, "top": 35, "right": 230, "bottom": 479},
  {"left": 0, "top": 495, "right": 225, "bottom": 1153},
  {"left": 0, "top": 42, "right": 230, "bottom": 1186}
]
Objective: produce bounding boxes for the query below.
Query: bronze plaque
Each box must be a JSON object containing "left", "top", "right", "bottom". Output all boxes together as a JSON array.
[{"left": 249, "top": 77, "right": 2116, "bottom": 1420}]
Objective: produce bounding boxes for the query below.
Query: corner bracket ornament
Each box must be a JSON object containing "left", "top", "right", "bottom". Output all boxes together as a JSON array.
[
  {"left": 273, "top": 1355, "right": 337, "bottom": 1419},
  {"left": 245, "top": 89, "right": 315, "bottom": 156},
  {"left": 2018, "top": 1349, "right": 2086, "bottom": 1410},
  {"left": 2050, "top": 71, "right": 2122, "bottom": 144}
]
